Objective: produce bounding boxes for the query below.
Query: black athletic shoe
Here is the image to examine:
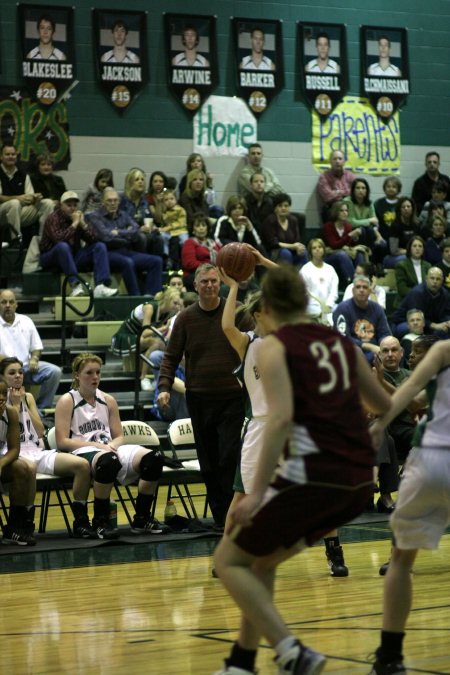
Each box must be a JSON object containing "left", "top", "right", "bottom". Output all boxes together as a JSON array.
[
  {"left": 1, "top": 525, "right": 36, "bottom": 546},
  {"left": 73, "top": 518, "right": 97, "bottom": 539},
  {"left": 130, "top": 516, "right": 170, "bottom": 534},
  {"left": 369, "top": 659, "right": 406, "bottom": 674},
  {"left": 326, "top": 545, "right": 349, "bottom": 577},
  {"left": 379, "top": 560, "right": 390, "bottom": 576},
  {"left": 92, "top": 517, "right": 120, "bottom": 540}
]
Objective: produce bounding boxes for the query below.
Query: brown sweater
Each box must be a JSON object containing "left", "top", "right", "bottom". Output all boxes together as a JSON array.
[{"left": 159, "top": 300, "right": 242, "bottom": 397}]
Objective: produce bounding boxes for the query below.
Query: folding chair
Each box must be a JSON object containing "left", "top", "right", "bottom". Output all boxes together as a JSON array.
[
  {"left": 38, "top": 426, "right": 73, "bottom": 534},
  {"left": 161, "top": 417, "right": 209, "bottom": 519}
]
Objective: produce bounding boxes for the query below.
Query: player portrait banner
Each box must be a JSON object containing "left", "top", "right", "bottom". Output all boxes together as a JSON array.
[
  {"left": 93, "top": 9, "right": 148, "bottom": 113},
  {"left": 0, "top": 86, "right": 70, "bottom": 168},
  {"left": 165, "top": 13, "right": 218, "bottom": 115},
  {"left": 312, "top": 96, "right": 400, "bottom": 176},
  {"left": 232, "top": 17, "right": 283, "bottom": 117},
  {"left": 18, "top": 4, "right": 76, "bottom": 108},
  {"left": 361, "top": 26, "right": 409, "bottom": 120},
  {"left": 298, "top": 22, "right": 347, "bottom": 118}
]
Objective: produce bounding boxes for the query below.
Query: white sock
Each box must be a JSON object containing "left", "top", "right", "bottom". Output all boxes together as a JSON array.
[{"left": 275, "top": 636, "right": 299, "bottom": 659}]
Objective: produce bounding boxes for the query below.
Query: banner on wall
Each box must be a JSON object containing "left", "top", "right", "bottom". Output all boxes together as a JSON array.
[
  {"left": 93, "top": 9, "right": 148, "bottom": 113},
  {"left": 298, "top": 22, "right": 347, "bottom": 117},
  {"left": 18, "top": 4, "right": 76, "bottom": 107},
  {"left": 312, "top": 96, "right": 400, "bottom": 176},
  {"left": 232, "top": 17, "right": 283, "bottom": 117},
  {"left": 361, "top": 26, "right": 409, "bottom": 120},
  {"left": 194, "top": 96, "right": 256, "bottom": 158},
  {"left": 165, "top": 13, "right": 218, "bottom": 115},
  {"left": 0, "top": 86, "right": 70, "bottom": 168}
]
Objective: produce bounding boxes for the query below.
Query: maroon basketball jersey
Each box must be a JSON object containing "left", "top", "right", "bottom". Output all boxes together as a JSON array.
[{"left": 275, "top": 323, "right": 373, "bottom": 482}]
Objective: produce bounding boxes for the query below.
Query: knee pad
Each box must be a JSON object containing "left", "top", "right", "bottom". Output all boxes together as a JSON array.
[
  {"left": 94, "top": 452, "right": 122, "bottom": 484},
  {"left": 139, "top": 450, "right": 163, "bottom": 481}
]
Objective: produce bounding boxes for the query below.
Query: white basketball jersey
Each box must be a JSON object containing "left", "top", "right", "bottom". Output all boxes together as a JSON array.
[{"left": 69, "top": 388, "right": 112, "bottom": 445}]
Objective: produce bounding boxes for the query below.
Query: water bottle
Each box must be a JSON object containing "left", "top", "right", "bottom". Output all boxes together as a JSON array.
[
  {"left": 164, "top": 500, "right": 177, "bottom": 521},
  {"left": 109, "top": 500, "right": 118, "bottom": 528}
]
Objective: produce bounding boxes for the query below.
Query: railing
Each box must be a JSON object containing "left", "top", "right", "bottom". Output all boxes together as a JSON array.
[{"left": 60, "top": 274, "right": 94, "bottom": 372}]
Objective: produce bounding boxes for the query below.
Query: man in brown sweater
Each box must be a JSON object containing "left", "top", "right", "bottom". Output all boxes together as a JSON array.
[{"left": 158, "top": 264, "right": 245, "bottom": 529}]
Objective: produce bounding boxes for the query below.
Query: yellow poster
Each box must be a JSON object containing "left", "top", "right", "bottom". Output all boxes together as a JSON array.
[{"left": 312, "top": 95, "right": 400, "bottom": 176}]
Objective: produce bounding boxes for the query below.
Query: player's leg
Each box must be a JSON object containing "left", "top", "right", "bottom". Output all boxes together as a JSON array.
[{"left": 52, "top": 452, "right": 96, "bottom": 538}]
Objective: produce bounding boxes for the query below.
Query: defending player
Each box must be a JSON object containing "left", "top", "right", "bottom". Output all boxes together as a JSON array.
[{"left": 369, "top": 339, "right": 450, "bottom": 674}]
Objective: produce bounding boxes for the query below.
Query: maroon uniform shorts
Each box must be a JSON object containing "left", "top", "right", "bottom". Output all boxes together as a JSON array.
[{"left": 231, "top": 474, "right": 372, "bottom": 557}]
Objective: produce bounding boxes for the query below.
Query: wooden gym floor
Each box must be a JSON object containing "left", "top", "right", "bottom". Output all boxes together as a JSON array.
[{"left": 0, "top": 490, "right": 449, "bottom": 675}]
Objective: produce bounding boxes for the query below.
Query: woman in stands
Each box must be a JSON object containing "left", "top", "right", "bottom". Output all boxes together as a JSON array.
[
  {"left": 214, "top": 195, "right": 264, "bottom": 251},
  {"left": 55, "top": 352, "right": 167, "bottom": 539},
  {"left": 393, "top": 235, "right": 430, "bottom": 308},
  {"left": 388, "top": 196, "right": 420, "bottom": 267},
  {"left": 146, "top": 170, "right": 169, "bottom": 225},
  {"left": 321, "top": 199, "right": 362, "bottom": 286},
  {"left": 120, "top": 168, "right": 164, "bottom": 258},
  {"left": 181, "top": 213, "right": 221, "bottom": 289},
  {"left": 261, "top": 193, "right": 307, "bottom": 266},
  {"left": 81, "top": 168, "right": 114, "bottom": 214},
  {"left": 29, "top": 153, "right": 66, "bottom": 204},
  {"left": 179, "top": 169, "right": 210, "bottom": 227},
  {"left": 0, "top": 357, "right": 95, "bottom": 540},
  {"left": 344, "top": 177, "right": 386, "bottom": 262},
  {"left": 178, "top": 153, "right": 223, "bottom": 219}
]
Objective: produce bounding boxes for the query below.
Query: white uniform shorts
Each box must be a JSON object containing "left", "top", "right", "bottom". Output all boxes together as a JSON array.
[
  {"left": 20, "top": 447, "right": 58, "bottom": 475},
  {"left": 241, "top": 417, "right": 266, "bottom": 494},
  {"left": 391, "top": 446, "right": 450, "bottom": 550},
  {"left": 74, "top": 444, "right": 142, "bottom": 485}
]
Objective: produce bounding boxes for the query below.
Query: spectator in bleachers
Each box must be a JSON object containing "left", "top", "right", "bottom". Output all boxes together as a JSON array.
[
  {"left": 214, "top": 196, "right": 264, "bottom": 251},
  {"left": 419, "top": 201, "right": 448, "bottom": 240},
  {"left": 181, "top": 213, "right": 221, "bottom": 289},
  {"left": 333, "top": 274, "right": 391, "bottom": 364},
  {"left": 424, "top": 215, "right": 447, "bottom": 264},
  {"left": 317, "top": 149, "right": 356, "bottom": 222},
  {"left": 179, "top": 169, "right": 210, "bottom": 227},
  {"left": 146, "top": 170, "right": 169, "bottom": 226},
  {"left": 400, "top": 309, "right": 426, "bottom": 364},
  {"left": 301, "top": 238, "right": 339, "bottom": 325},
  {"left": 374, "top": 336, "right": 420, "bottom": 464},
  {"left": 393, "top": 235, "right": 430, "bottom": 308},
  {"left": 120, "top": 168, "right": 164, "bottom": 259},
  {"left": 81, "top": 168, "right": 114, "bottom": 214},
  {"left": 237, "top": 142, "right": 283, "bottom": 200},
  {"left": 29, "top": 153, "right": 66, "bottom": 204},
  {"left": 342, "top": 261, "right": 386, "bottom": 309},
  {"left": 0, "top": 143, "right": 54, "bottom": 244},
  {"left": 261, "top": 193, "right": 307, "bottom": 266},
  {"left": 150, "top": 350, "right": 188, "bottom": 422},
  {"left": 55, "top": 352, "right": 168, "bottom": 539},
  {"left": 419, "top": 179, "right": 450, "bottom": 232},
  {"left": 436, "top": 237, "right": 450, "bottom": 289},
  {"left": 412, "top": 151, "right": 450, "bottom": 215},
  {"left": 0, "top": 289, "right": 62, "bottom": 416},
  {"left": 86, "top": 187, "right": 163, "bottom": 296},
  {"left": 159, "top": 189, "right": 188, "bottom": 270},
  {"left": 374, "top": 176, "right": 402, "bottom": 245},
  {"left": 178, "top": 152, "right": 223, "bottom": 219},
  {"left": 111, "top": 288, "right": 182, "bottom": 390},
  {"left": 0, "top": 357, "right": 95, "bottom": 540},
  {"left": 245, "top": 172, "right": 273, "bottom": 234},
  {"left": 386, "top": 197, "right": 420, "bottom": 268},
  {"left": 344, "top": 178, "right": 386, "bottom": 261},
  {"left": 39, "top": 191, "right": 119, "bottom": 298},
  {"left": 321, "top": 200, "right": 365, "bottom": 286},
  {"left": 0, "top": 380, "right": 37, "bottom": 546},
  {"left": 392, "top": 266, "right": 450, "bottom": 339}
]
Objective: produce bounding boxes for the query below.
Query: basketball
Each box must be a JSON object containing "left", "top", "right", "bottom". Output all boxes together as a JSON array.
[{"left": 216, "top": 243, "right": 256, "bottom": 282}]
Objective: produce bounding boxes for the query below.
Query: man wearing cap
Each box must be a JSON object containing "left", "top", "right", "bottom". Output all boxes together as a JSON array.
[
  {"left": 39, "top": 191, "right": 119, "bottom": 298},
  {"left": 0, "top": 143, "right": 54, "bottom": 245}
]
